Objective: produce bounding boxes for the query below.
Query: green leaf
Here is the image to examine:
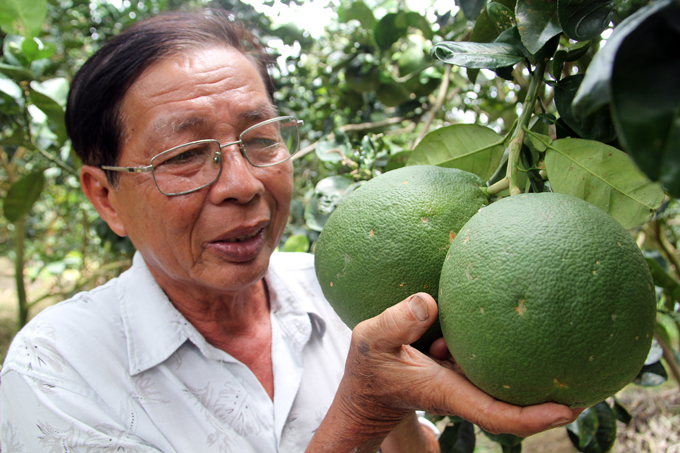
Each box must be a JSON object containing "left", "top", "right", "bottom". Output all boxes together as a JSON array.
[
  {"left": 646, "top": 257, "right": 680, "bottom": 301},
  {"left": 470, "top": 9, "right": 501, "bottom": 45},
  {"left": 2, "top": 170, "right": 45, "bottom": 223},
  {"left": 0, "top": 76, "right": 21, "bottom": 101},
  {"left": 482, "top": 430, "right": 524, "bottom": 447},
  {"left": 304, "top": 176, "right": 356, "bottom": 231},
  {"left": 609, "top": 2, "right": 680, "bottom": 197},
  {"left": 566, "top": 406, "right": 599, "bottom": 450},
  {"left": 338, "top": 0, "right": 376, "bottom": 29},
  {"left": 20, "top": 37, "right": 54, "bottom": 63},
  {"left": 316, "top": 131, "right": 351, "bottom": 163},
  {"left": 554, "top": 75, "right": 617, "bottom": 142},
  {"left": 374, "top": 13, "right": 406, "bottom": 50},
  {"left": 572, "top": 0, "right": 671, "bottom": 118},
  {"left": 396, "top": 12, "right": 434, "bottom": 40},
  {"left": 542, "top": 137, "right": 665, "bottom": 229},
  {"left": 0, "top": 0, "right": 48, "bottom": 38},
  {"left": 487, "top": 2, "right": 516, "bottom": 33},
  {"left": 515, "top": 0, "right": 562, "bottom": 54},
  {"left": 408, "top": 124, "right": 505, "bottom": 181},
  {"left": 633, "top": 360, "right": 668, "bottom": 386},
  {"left": 0, "top": 62, "right": 33, "bottom": 82},
  {"left": 431, "top": 41, "right": 524, "bottom": 69},
  {"left": 558, "top": 0, "right": 615, "bottom": 41},
  {"left": 439, "top": 419, "right": 476, "bottom": 453},
  {"left": 590, "top": 401, "right": 617, "bottom": 453},
  {"left": 283, "top": 234, "right": 310, "bottom": 253},
  {"left": 29, "top": 80, "right": 68, "bottom": 144},
  {"left": 457, "top": 0, "right": 487, "bottom": 20},
  {"left": 612, "top": 398, "right": 632, "bottom": 425}
]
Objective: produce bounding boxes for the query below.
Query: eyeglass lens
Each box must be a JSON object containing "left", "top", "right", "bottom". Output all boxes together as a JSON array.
[{"left": 150, "top": 117, "right": 299, "bottom": 195}]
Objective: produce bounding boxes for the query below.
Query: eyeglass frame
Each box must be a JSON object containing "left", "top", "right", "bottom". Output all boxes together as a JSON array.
[{"left": 100, "top": 116, "right": 303, "bottom": 196}]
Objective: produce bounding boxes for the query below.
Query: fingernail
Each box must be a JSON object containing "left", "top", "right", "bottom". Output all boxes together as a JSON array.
[
  {"left": 549, "top": 418, "right": 571, "bottom": 429},
  {"left": 408, "top": 295, "right": 428, "bottom": 321}
]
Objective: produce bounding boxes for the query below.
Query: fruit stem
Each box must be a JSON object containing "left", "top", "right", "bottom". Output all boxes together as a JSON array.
[
  {"left": 485, "top": 177, "right": 510, "bottom": 196},
  {"left": 506, "top": 61, "right": 546, "bottom": 196}
]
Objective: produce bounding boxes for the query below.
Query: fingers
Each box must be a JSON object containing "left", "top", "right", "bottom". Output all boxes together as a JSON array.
[
  {"left": 354, "top": 293, "right": 438, "bottom": 352},
  {"left": 428, "top": 337, "right": 450, "bottom": 360}
]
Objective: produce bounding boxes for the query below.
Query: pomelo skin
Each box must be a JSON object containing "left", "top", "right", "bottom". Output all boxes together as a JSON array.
[
  {"left": 438, "top": 192, "right": 657, "bottom": 408},
  {"left": 314, "top": 165, "right": 489, "bottom": 350}
]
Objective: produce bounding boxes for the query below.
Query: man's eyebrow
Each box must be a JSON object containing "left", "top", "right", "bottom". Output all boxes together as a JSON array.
[{"left": 152, "top": 116, "right": 206, "bottom": 135}]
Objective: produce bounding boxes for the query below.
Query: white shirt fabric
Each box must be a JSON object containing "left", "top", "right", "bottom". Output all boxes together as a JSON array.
[{"left": 0, "top": 251, "right": 352, "bottom": 452}]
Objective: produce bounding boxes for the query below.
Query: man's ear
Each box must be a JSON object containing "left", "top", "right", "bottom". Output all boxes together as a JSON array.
[{"left": 80, "top": 165, "right": 128, "bottom": 237}]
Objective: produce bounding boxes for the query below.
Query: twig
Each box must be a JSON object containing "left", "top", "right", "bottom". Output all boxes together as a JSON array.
[
  {"left": 293, "top": 116, "right": 408, "bottom": 160},
  {"left": 414, "top": 65, "right": 453, "bottom": 147}
]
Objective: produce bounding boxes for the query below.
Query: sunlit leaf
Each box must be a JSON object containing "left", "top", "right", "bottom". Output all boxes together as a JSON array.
[
  {"left": 2, "top": 171, "right": 45, "bottom": 223},
  {"left": 515, "top": 0, "right": 562, "bottom": 54},
  {"left": 408, "top": 124, "right": 505, "bottom": 181},
  {"left": 431, "top": 41, "right": 523, "bottom": 69},
  {"left": 558, "top": 0, "right": 615, "bottom": 41},
  {"left": 543, "top": 137, "right": 665, "bottom": 229},
  {"left": 283, "top": 234, "right": 310, "bottom": 253},
  {"left": 0, "top": 0, "right": 48, "bottom": 38},
  {"left": 29, "top": 80, "right": 68, "bottom": 144}
]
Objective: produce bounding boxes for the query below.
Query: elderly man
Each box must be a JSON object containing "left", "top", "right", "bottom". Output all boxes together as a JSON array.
[{"left": 0, "top": 9, "right": 579, "bottom": 452}]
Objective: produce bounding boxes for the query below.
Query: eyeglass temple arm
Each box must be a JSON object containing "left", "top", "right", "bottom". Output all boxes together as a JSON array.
[{"left": 101, "top": 165, "right": 153, "bottom": 173}]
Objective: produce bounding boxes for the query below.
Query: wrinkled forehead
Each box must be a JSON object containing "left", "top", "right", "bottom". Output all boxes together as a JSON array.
[{"left": 117, "top": 45, "right": 276, "bottom": 146}]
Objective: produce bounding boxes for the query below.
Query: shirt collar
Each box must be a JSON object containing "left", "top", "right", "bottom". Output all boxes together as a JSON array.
[{"left": 119, "top": 252, "right": 326, "bottom": 376}]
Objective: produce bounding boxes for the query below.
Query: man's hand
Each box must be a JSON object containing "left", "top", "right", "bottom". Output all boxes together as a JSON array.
[{"left": 307, "top": 293, "right": 582, "bottom": 452}]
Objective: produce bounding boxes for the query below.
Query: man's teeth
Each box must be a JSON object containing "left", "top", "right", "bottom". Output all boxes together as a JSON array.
[{"left": 223, "top": 230, "right": 259, "bottom": 243}]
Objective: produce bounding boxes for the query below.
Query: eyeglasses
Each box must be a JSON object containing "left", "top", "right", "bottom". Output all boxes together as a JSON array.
[{"left": 101, "top": 116, "right": 303, "bottom": 196}]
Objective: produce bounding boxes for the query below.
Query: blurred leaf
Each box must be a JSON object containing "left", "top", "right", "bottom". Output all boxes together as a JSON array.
[
  {"left": 408, "top": 124, "right": 505, "bottom": 181},
  {"left": 21, "top": 37, "right": 55, "bottom": 63},
  {"left": 457, "top": 0, "right": 487, "bottom": 20},
  {"left": 612, "top": 398, "right": 632, "bottom": 425},
  {"left": 609, "top": 3, "right": 680, "bottom": 197},
  {"left": 572, "top": 0, "right": 671, "bottom": 118},
  {"left": 634, "top": 359, "right": 668, "bottom": 386},
  {"left": 431, "top": 41, "right": 524, "bottom": 69},
  {"left": 0, "top": 76, "right": 21, "bottom": 101},
  {"left": 29, "top": 79, "right": 68, "bottom": 144},
  {"left": 283, "top": 234, "right": 310, "bottom": 253},
  {"left": 0, "top": 62, "right": 33, "bottom": 82},
  {"left": 590, "top": 401, "right": 617, "bottom": 453},
  {"left": 645, "top": 339, "right": 664, "bottom": 365},
  {"left": 554, "top": 75, "right": 617, "bottom": 142},
  {"left": 338, "top": 0, "right": 375, "bottom": 29},
  {"left": 558, "top": 0, "right": 615, "bottom": 41},
  {"left": 439, "top": 419, "right": 476, "bottom": 453},
  {"left": 646, "top": 257, "right": 680, "bottom": 301},
  {"left": 567, "top": 406, "right": 599, "bottom": 450},
  {"left": 385, "top": 150, "right": 412, "bottom": 172},
  {"left": 304, "top": 176, "right": 356, "bottom": 231},
  {"left": 487, "top": 2, "right": 516, "bottom": 33},
  {"left": 316, "top": 131, "right": 351, "bottom": 163},
  {"left": 2, "top": 170, "right": 45, "bottom": 223},
  {"left": 396, "top": 12, "right": 434, "bottom": 40},
  {"left": 0, "top": 0, "right": 48, "bottom": 38},
  {"left": 374, "top": 13, "right": 406, "bottom": 50},
  {"left": 542, "top": 137, "right": 665, "bottom": 229},
  {"left": 515, "top": 0, "right": 562, "bottom": 54}
]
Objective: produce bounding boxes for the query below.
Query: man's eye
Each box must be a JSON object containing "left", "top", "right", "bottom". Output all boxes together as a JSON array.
[
  {"left": 159, "top": 147, "right": 208, "bottom": 166},
  {"left": 245, "top": 137, "right": 278, "bottom": 151}
]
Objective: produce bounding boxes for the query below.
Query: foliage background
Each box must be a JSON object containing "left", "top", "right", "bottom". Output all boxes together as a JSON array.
[{"left": 1, "top": 0, "right": 679, "bottom": 451}]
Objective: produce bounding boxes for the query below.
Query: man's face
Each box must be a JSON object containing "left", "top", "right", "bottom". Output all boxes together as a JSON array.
[{"left": 108, "top": 46, "right": 293, "bottom": 300}]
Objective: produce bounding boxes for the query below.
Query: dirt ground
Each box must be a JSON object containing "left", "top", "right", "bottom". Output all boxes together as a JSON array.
[{"left": 1, "top": 257, "right": 679, "bottom": 452}]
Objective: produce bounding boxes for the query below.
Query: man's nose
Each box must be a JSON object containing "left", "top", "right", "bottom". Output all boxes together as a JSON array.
[{"left": 208, "top": 144, "right": 265, "bottom": 204}]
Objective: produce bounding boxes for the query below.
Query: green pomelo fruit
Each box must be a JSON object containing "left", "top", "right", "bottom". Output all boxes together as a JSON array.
[
  {"left": 314, "top": 165, "right": 489, "bottom": 350},
  {"left": 439, "top": 193, "right": 656, "bottom": 407}
]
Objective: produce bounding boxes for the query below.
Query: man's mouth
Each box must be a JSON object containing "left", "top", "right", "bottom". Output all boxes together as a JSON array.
[{"left": 221, "top": 230, "right": 261, "bottom": 243}]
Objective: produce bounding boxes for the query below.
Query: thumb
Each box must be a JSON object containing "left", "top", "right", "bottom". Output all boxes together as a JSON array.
[{"left": 355, "top": 293, "right": 438, "bottom": 352}]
